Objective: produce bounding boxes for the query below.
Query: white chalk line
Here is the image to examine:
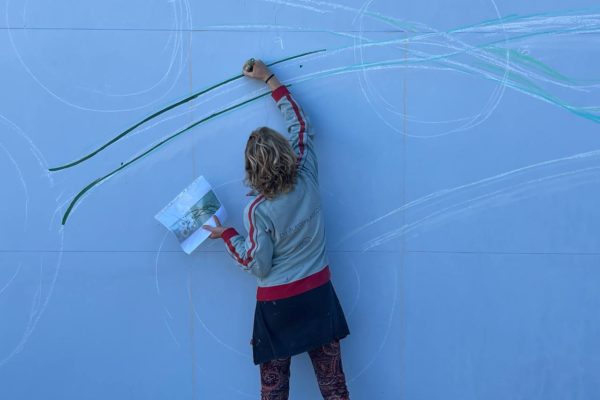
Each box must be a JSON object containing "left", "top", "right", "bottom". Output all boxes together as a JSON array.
[
  {"left": 5, "top": 0, "right": 192, "bottom": 112},
  {"left": 0, "top": 263, "right": 22, "bottom": 298},
  {"left": 0, "top": 114, "right": 65, "bottom": 369}
]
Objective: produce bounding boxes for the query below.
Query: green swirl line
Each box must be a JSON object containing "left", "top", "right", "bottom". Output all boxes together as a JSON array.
[
  {"left": 49, "top": 49, "right": 325, "bottom": 172},
  {"left": 61, "top": 89, "right": 275, "bottom": 225}
]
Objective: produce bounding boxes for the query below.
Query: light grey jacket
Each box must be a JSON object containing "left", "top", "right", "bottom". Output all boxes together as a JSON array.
[{"left": 221, "top": 86, "right": 329, "bottom": 288}]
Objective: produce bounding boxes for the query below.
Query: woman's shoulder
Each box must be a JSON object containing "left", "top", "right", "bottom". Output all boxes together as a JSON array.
[{"left": 243, "top": 194, "right": 268, "bottom": 216}]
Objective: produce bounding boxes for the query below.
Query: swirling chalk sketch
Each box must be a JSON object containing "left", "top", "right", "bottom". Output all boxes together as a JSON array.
[
  {"left": 335, "top": 148, "right": 600, "bottom": 251},
  {"left": 46, "top": 5, "right": 600, "bottom": 225},
  {"left": 5, "top": 0, "right": 193, "bottom": 112},
  {"left": 0, "top": 115, "right": 64, "bottom": 368}
]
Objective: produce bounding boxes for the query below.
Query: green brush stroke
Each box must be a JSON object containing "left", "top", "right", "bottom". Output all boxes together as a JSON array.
[
  {"left": 322, "top": 11, "right": 600, "bottom": 92},
  {"left": 486, "top": 47, "right": 573, "bottom": 84},
  {"left": 367, "top": 8, "right": 600, "bottom": 36},
  {"left": 328, "top": 13, "right": 600, "bottom": 93},
  {"left": 49, "top": 49, "right": 325, "bottom": 172},
  {"left": 61, "top": 89, "right": 277, "bottom": 225},
  {"left": 290, "top": 48, "right": 599, "bottom": 124},
  {"left": 464, "top": 56, "right": 600, "bottom": 124}
]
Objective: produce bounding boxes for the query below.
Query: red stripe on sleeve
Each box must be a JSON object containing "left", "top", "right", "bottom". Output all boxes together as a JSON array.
[
  {"left": 285, "top": 94, "right": 306, "bottom": 164},
  {"left": 224, "top": 235, "right": 245, "bottom": 265},
  {"left": 271, "top": 86, "right": 289, "bottom": 102},
  {"left": 222, "top": 195, "right": 265, "bottom": 268},
  {"left": 221, "top": 227, "right": 239, "bottom": 242},
  {"left": 243, "top": 195, "right": 265, "bottom": 266}
]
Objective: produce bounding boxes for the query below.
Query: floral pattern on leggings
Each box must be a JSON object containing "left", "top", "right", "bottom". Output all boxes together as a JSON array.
[
  {"left": 260, "top": 340, "right": 350, "bottom": 400},
  {"left": 260, "top": 357, "right": 291, "bottom": 400}
]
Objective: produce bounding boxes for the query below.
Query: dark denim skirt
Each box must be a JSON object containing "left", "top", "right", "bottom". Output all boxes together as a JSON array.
[{"left": 252, "top": 280, "right": 350, "bottom": 365}]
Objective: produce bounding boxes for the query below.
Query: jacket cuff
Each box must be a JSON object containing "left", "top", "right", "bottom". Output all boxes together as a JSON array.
[
  {"left": 271, "top": 86, "right": 290, "bottom": 102},
  {"left": 221, "top": 227, "right": 240, "bottom": 242}
]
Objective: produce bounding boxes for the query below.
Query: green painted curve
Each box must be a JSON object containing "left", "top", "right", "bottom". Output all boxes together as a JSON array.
[
  {"left": 61, "top": 90, "right": 275, "bottom": 225},
  {"left": 49, "top": 49, "right": 324, "bottom": 172}
]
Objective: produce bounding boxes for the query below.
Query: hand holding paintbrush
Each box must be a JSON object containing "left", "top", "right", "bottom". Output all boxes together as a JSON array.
[{"left": 243, "top": 58, "right": 282, "bottom": 90}]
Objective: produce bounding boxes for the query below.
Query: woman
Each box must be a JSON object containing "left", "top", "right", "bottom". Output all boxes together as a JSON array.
[{"left": 203, "top": 59, "right": 350, "bottom": 400}]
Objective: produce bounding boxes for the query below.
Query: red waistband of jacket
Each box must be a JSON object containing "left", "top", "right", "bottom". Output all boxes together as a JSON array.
[{"left": 256, "top": 266, "right": 331, "bottom": 301}]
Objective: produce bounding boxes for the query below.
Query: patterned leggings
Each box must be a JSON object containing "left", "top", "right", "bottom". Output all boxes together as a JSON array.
[{"left": 259, "top": 339, "right": 350, "bottom": 400}]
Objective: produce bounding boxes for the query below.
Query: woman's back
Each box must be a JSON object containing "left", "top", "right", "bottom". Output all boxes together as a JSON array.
[
  {"left": 254, "top": 169, "right": 328, "bottom": 287},
  {"left": 221, "top": 85, "right": 330, "bottom": 289}
]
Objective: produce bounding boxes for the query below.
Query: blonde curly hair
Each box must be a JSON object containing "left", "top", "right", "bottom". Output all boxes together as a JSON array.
[{"left": 245, "top": 127, "right": 297, "bottom": 199}]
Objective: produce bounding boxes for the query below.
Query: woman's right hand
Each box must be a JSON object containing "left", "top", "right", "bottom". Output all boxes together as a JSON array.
[
  {"left": 202, "top": 215, "right": 227, "bottom": 239},
  {"left": 242, "top": 58, "right": 271, "bottom": 81}
]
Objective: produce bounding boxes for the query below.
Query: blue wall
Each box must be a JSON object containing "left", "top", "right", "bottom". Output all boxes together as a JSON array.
[{"left": 1, "top": 1, "right": 600, "bottom": 398}]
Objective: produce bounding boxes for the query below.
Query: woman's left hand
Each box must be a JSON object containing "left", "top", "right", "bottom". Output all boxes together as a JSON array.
[
  {"left": 202, "top": 215, "right": 227, "bottom": 239},
  {"left": 242, "top": 58, "right": 271, "bottom": 81}
]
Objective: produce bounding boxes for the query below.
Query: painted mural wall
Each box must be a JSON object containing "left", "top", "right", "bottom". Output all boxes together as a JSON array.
[{"left": 1, "top": 0, "right": 599, "bottom": 398}]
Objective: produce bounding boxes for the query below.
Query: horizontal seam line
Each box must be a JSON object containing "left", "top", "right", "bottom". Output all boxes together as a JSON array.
[
  {"left": 4, "top": 27, "right": 594, "bottom": 34},
  {"left": 1, "top": 250, "right": 600, "bottom": 255},
  {"left": 0, "top": 27, "right": 409, "bottom": 32},
  {"left": 406, "top": 250, "right": 600, "bottom": 256}
]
